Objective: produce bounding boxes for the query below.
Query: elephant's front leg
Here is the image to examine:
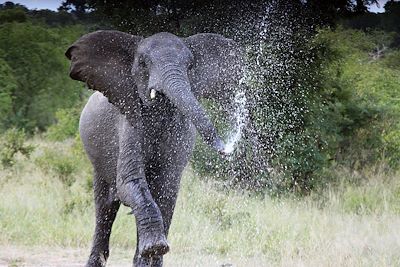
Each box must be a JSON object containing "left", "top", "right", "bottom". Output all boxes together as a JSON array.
[
  {"left": 133, "top": 118, "right": 196, "bottom": 267},
  {"left": 116, "top": 119, "right": 169, "bottom": 262}
]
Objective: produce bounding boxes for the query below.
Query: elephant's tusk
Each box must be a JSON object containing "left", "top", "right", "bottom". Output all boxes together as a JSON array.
[{"left": 150, "top": 89, "right": 156, "bottom": 99}]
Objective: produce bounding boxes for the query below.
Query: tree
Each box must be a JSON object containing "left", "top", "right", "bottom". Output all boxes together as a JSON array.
[
  {"left": 0, "top": 58, "right": 16, "bottom": 130},
  {"left": 0, "top": 19, "right": 85, "bottom": 132},
  {"left": 60, "top": 0, "right": 266, "bottom": 35},
  {"left": 383, "top": 0, "right": 400, "bottom": 33},
  {"left": 0, "top": 1, "right": 28, "bottom": 11},
  {"left": 59, "top": 0, "right": 383, "bottom": 34},
  {"left": 0, "top": 4, "right": 27, "bottom": 23}
]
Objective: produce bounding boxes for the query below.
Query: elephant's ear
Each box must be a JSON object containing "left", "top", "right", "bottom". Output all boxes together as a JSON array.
[
  {"left": 65, "top": 30, "right": 143, "bottom": 115},
  {"left": 183, "top": 33, "right": 244, "bottom": 101}
]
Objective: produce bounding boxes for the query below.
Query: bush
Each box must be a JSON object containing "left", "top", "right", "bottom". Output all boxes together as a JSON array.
[
  {"left": 46, "top": 107, "right": 80, "bottom": 141},
  {"left": 193, "top": 2, "right": 327, "bottom": 194},
  {"left": 35, "top": 148, "right": 78, "bottom": 187},
  {"left": 0, "top": 7, "right": 27, "bottom": 24},
  {"left": 0, "top": 58, "right": 16, "bottom": 130},
  {"left": 383, "top": 50, "right": 400, "bottom": 70},
  {"left": 62, "top": 191, "right": 92, "bottom": 215},
  {"left": 35, "top": 134, "right": 91, "bottom": 188},
  {"left": 192, "top": 25, "right": 400, "bottom": 194},
  {"left": 0, "top": 128, "right": 34, "bottom": 167},
  {"left": 201, "top": 193, "right": 250, "bottom": 230},
  {"left": 0, "top": 19, "right": 85, "bottom": 133},
  {"left": 317, "top": 28, "right": 400, "bottom": 168}
]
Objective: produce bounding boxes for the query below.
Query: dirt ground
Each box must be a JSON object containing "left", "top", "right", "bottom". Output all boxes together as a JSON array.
[
  {"left": 0, "top": 246, "right": 135, "bottom": 267},
  {"left": 0, "top": 245, "right": 249, "bottom": 267}
]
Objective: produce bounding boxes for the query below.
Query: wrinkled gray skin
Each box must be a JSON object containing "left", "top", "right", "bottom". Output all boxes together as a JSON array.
[{"left": 66, "top": 30, "right": 243, "bottom": 267}]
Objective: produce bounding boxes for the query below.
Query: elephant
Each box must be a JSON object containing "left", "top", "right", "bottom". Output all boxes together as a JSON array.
[{"left": 65, "top": 30, "right": 244, "bottom": 267}]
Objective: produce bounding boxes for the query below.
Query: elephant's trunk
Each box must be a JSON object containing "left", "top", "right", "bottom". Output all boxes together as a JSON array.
[{"left": 158, "top": 65, "right": 225, "bottom": 153}]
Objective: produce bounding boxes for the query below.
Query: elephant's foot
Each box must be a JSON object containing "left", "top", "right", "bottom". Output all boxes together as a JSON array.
[
  {"left": 135, "top": 203, "right": 169, "bottom": 258},
  {"left": 133, "top": 255, "right": 163, "bottom": 267},
  {"left": 139, "top": 231, "right": 169, "bottom": 257},
  {"left": 86, "top": 250, "right": 108, "bottom": 267}
]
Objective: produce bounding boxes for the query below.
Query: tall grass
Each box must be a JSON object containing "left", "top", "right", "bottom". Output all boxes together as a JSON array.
[{"left": 1, "top": 138, "right": 400, "bottom": 266}]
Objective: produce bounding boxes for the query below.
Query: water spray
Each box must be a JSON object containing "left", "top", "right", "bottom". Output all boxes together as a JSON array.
[{"left": 223, "top": 85, "right": 248, "bottom": 155}]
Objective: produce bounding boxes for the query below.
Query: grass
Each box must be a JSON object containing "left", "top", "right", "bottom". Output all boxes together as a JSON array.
[{"left": 1, "top": 138, "right": 400, "bottom": 266}]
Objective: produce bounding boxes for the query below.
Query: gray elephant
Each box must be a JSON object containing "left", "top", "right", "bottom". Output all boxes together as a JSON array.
[{"left": 65, "top": 30, "right": 244, "bottom": 267}]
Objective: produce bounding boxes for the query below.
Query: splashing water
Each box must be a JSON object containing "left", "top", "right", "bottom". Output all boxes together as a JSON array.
[{"left": 223, "top": 87, "right": 248, "bottom": 154}]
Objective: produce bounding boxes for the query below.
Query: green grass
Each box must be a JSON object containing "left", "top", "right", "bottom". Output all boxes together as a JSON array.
[{"left": 1, "top": 138, "right": 400, "bottom": 266}]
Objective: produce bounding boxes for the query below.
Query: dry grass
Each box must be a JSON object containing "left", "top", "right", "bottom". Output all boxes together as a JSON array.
[{"left": 1, "top": 138, "right": 400, "bottom": 266}]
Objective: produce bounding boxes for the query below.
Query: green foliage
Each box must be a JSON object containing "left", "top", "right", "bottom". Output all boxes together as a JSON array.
[
  {"left": 0, "top": 12, "right": 86, "bottom": 133},
  {"left": 0, "top": 58, "right": 16, "bottom": 129},
  {"left": 0, "top": 7, "right": 27, "bottom": 23},
  {"left": 193, "top": 4, "right": 328, "bottom": 194},
  {"left": 61, "top": 0, "right": 386, "bottom": 34},
  {"left": 193, "top": 25, "right": 400, "bottom": 194},
  {"left": 0, "top": 128, "right": 34, "bottom": 167},
  {"left": 382, "top": 0, "right": 400, "bottom": 33},
  {"left": 34, "top": 133, "right": 91, "bottom": 189},
  {"left": 341, "top": 1, "right": 400, "bottom": 34},
  {"left": 62, "top": 193, "right": 92, "bottom": 215},
  {"left": 315, "top": 28, "right": 400, "bottom": 169},
  {"left": 35, "top": 148, "right": 78, "bottom": 187},
  {"left": 382, "top": 50, "right": 400, "bottom": 70},
  {"left": 46, "top": 106, "right": 81, "bottom": 141},
  {"left": 201, "top": 193, "right": 250, "bottom": 230},
  {"left": 342, "top": 186, "right": 386, "bottom": 214},
  {"left": 29, "top": 10, "right": 77, "bottom": 26}
]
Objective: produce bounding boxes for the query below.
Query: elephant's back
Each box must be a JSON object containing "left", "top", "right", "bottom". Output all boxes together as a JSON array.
[{"left": 79, "top": 92, "right": 120, "bottom": 175}]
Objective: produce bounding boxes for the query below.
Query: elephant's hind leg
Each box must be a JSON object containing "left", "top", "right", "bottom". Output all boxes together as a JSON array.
[{"left": 86, "top": 172, "right": 120, "bottom": 267}]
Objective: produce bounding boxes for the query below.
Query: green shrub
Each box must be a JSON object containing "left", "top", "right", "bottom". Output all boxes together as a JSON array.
[
  {"left": 193, "top": 26, "right": 400, "bottom": 194},
  {"left": 198, "top": 187, "right": 251, "bottom": 230},
  {"left": 193, "top": 6, "right": 327, "bottom": 194},
  {"left": 0, "top": 128, "right": 34, "bottom": 167},
  {"left": 62, "top": 192, "right": 92, "bottom": 215},
  {"left": 0, "top": 58, "right": 16, "bottom": 130},
  {"left": 383, "top": 50, "right": 400, "bottom": 71},
  {"left": 46, "top": 107, "right": 80, "bottom": 141},
  {"left": 0, "top": 7, "right": 27, "bottom": 24},
  {"left": 0, "top": 20, "right": 85, "bottom": 133},
  {"left": 341, "top": 182, "right": 400, "bottom": 215},
  {"left": 35, "top": 148, "right": 78, "bottom": 186}
]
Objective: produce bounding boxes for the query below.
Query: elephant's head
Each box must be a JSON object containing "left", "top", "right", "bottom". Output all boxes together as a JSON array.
[{"left": 66, "top": 30, "right": 243, "bottom": 153}]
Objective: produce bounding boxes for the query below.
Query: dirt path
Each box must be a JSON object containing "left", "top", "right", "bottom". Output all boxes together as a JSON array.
[
  {"left": 0, "top": 245, "right": 245, "bottom": 267},
  {"left": 0, "top": 246, "right": 132, "bottom": 267}
]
